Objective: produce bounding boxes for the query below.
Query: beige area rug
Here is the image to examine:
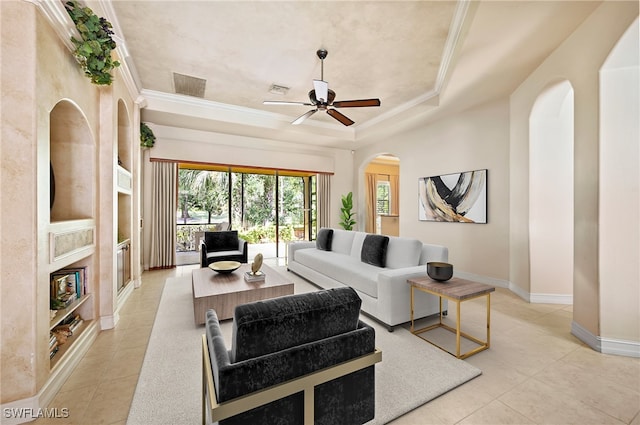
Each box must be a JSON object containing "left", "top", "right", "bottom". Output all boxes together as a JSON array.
[{"left": 127, "top": 267, "right": 481, "bottom": 425}]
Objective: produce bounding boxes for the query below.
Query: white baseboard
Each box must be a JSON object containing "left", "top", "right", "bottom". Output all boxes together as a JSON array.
[
  {"left": 100, "top": 314, "right": 115, "bottom": 330},
  {"left": 571, "top": 321, "right": 640, "bottom": 358},
  {"left": 453, "top": 270, "right": 510, "bottom": 288},
  {"left": 530, "top": 293, "right": 573, "bottom": 305}
]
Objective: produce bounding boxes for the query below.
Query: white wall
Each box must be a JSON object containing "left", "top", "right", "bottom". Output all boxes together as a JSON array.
[
  {"left": 529, "top": 81, "right": 574, "bottom": 301},
  {"left": 355, "top": 98, "right": 511, "bottom": 282},
  {"left": 599, "top": 18, "right": 639, "bottom": 346}
]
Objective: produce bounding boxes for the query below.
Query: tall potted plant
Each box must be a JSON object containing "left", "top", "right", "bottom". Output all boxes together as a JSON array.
[{"left": 339, "top": 192, "right": 356, "bottom": 230}]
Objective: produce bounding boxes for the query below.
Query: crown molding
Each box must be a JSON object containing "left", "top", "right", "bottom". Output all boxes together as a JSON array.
[
  {"left": 26, "top": 0, "right": 79, "bottom": 51},
  {"left": 141, "top": 89, "right": 356, "bottom": 141},
  {"left": 29, "top": 0, "right": 141, "bottom": 102},
  {"left": 357, "top": 0, "right": 474, "bottom": 133},
  {"left": 98, "top": 0, "right": 142, "bottom": 101}
]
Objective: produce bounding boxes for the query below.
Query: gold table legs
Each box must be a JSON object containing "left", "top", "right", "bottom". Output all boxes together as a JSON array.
[{"left": 410, "top": 285, "right": 491, "bottom": 359}]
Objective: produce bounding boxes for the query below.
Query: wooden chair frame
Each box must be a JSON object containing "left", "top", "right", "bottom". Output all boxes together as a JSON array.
[{"left": 202, "top": 335, "right": 382, "bottom": 425}]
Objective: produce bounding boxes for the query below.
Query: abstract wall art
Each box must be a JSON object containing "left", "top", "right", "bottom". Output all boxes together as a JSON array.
[{"left": 418, "top": 169, "right": 487, "bottom": 223}]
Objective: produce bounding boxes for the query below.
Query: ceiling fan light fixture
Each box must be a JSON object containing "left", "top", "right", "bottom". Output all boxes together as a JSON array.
[{"left": 262, "top": 48, "right": 380, "bottom": 127}]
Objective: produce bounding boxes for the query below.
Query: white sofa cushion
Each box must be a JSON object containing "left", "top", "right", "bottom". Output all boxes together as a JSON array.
[
  {"left": 330, "top": 229, "right": 356, "bottom": 255},
  {"left": 349, "top": 232, "right": 367, "bottom": 258},
  {"left": 294, "top": 248, "right": 381, "bottom": 298},
  {"left": 386, "top": 237, "right": 423, "bottom": 269}
]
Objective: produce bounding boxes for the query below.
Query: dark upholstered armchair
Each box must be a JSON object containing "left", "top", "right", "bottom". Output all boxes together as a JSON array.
[
  {"left": 202, "top": 287, "right": 381, "bottom": 425},
  {"left": 200, "top": 230, "right": 248, "bottom": 268}
]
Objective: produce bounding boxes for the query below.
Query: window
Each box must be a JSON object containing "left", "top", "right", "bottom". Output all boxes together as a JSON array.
[
  {"left": 377, "top": 181, "right": 390, "bottom": 215},
  {"left": 176, "top": 164, "right": 316, "bottom": 258}
]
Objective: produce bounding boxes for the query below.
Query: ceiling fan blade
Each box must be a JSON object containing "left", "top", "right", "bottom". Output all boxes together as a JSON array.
[
  {"left": 332, "top": 98, "right": 381, "bottom": 108},
  {"left": 313, "top": 80, "right": 329, "bottom": 103},
  {"left": 292, "top": 109, "right": 317, "bottom": 125},
  {"left": 327, "top": 109, "right": 355, "bottom": 127},
  {"left": 264, "top": 100, "right": 313, "bottom": 106}
]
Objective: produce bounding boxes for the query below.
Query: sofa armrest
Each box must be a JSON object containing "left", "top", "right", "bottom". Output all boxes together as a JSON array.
[
  {"left": 375, "top": 266, "right": 436, "bottom": 324},
  {"left": 288, "top": 241, "right": 316, "bottom": 263},
  {"left": 377, "top": 266, "right": 427, "bottom": 291},
  {"left": 419, "top": 243, "right": 449, "bottom": 264},
  {"left": 205, "top": 310, "right": 232, "bottom": 400},
  {"left": 201, "top": 241, "right": 208, "bottom": 268},
  {"left": 238, "top": 237, "right": 248, "bottom": 263}
]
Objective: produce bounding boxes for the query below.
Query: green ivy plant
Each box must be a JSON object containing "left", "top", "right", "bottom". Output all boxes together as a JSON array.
[
  {"left": 339, "top": 192, "right": 356, "bottom": 230},
  {"left": 140, "top": 123, "right": 156, "bottom": 148},
  {"left": 65, "top": 1, "right": 120, "bottom": 85}
]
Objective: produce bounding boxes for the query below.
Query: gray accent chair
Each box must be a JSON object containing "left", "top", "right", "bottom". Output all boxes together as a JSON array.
[
  {"left": 202, "top": 287, "right": 381, "bottom": 425},
  {"left": 200, "top": 230, "right": 248, "bottom": 267}
]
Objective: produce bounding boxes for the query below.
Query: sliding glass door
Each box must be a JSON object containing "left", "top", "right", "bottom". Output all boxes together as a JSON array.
[{"left": 178, "top": 165, "right": 316, "bottom": 261}]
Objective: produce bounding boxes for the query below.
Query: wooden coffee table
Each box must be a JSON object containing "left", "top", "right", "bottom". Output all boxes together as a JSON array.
[
  {"left": 407, "top": 276, "right": 495, "bottom": 359},
  {"left": 192, "top": 263, "right": 294, "bottom": 324}
]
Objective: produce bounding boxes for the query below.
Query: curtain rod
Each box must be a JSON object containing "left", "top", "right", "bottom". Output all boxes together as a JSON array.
[{"left": 149, "top": 157, "right": 334, "bottom": 176}]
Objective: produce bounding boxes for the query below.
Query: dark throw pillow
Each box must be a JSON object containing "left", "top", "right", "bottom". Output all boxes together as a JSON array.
[
  {"left": 361, "top": 234, "right": 389, "bottom": 267},
  {"left": 316, "top": 228, "right": 334, "bottom": 251}
]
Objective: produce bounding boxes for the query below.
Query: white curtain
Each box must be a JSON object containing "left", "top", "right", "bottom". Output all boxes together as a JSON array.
[
  {"left": 365, "top": 173, "right": 377, "bottom": 233},
  {"left": 390, "top": 174, "right": 399, "bottom": 215},
  {"left": 317, "top": 173, "right": 331, "bottom": 229},
  {"left": 149, "top": 161, "right": 178, "bottom": 269}
]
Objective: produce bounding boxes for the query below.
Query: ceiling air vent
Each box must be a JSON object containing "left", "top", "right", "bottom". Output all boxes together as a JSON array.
[
  {"left": 269, "top": 84, "right": 290, "bottom": 95},
  {"left": 173, "top": 72, "right": 206, "bottom": 98}
]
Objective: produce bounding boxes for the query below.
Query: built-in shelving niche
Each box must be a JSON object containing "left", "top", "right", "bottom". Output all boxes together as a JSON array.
[
  {"left": 48, "top": 100, "right": 97, "bottom": 372},
  {"left": 116, "top": 100, "right": 133, "bottom": 301}
]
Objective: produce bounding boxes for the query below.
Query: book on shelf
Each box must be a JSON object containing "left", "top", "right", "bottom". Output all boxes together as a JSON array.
[
  {"left": 60, "top": 266, "right": 87, "bottom": 297},
  {"left": 50, "top": 266, "right": 88, "bottom": 310},
  {"left": 50, "top": 344, "right": 59, "bottom": 359},
  {"left": 244, "top": 271, "right": 265, "bottom": 282},
  {"left": 54, "top": 314, "right": 83, "bottom": 335}
]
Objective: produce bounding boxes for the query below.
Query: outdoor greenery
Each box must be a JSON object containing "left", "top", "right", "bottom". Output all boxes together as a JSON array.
[
  {"left": 339, "top": 192, "right": 356, "bottom": 230},
  {"left": 65, "top": 1, "right": 120, "bottom": 85},
  {"left": 176, "top": 169, "right": 309, "bottom": 249}
]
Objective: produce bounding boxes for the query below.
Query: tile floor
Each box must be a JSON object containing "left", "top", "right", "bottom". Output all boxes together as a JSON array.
[{"left": 37, "top": 263, "right": 640, "bottom": 425}]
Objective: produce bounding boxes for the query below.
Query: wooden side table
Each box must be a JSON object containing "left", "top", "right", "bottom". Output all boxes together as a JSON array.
[{"left": 407, "top": 276, "right": 495, "bottom": 359}]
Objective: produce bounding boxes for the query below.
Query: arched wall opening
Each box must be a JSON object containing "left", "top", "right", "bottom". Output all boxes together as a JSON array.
[
  {"left": 529, "top": 80, "right": 574, "bottom": 303},
  {"left": 598, "top": 17, "right": 639, "bottom": 349},
  {"left": 49, "top": 99, "right": 95, "bottom": 222},
  {"left": 362, "top": 154, "right": 400, "bottom": 235}
]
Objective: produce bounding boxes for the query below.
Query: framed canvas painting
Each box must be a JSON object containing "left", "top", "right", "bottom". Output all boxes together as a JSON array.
[{"left": 418, "top": 169, "right": 487, "bottom": 223}]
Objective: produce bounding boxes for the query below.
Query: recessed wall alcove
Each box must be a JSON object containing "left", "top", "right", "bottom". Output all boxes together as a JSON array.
[
  {"left": 529, "top": 81, "right": 574, "bottom": 302},
  {"left": 49, "top": 100, "right": 95, "bottom": 222}
]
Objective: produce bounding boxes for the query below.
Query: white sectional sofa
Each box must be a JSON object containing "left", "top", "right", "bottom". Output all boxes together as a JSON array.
[{"left": 288, "top": 228, "right": 448, "bottom": 331}]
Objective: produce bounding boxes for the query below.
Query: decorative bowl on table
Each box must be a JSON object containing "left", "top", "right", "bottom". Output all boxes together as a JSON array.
[
  {"left": 209, "top": 261, "right": 241, "bottom": 274},
  {"left": 427, "top": 262, "right": 453, "bottom": 282}
]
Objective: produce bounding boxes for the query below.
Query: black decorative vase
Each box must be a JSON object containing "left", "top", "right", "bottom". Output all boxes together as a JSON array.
[{"left": 427, "top": 262, "right": 453, "bottom": 282}]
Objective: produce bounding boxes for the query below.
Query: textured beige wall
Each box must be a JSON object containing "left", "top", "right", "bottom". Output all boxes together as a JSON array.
[
  {"left": 355, "top": 98, "right": 511, "bottom": 281},
  {"left": 1, "top": 0, "right": 136, "bottom": 404},
  {"left": 1, "top": 1, "right": 39, "bottom": 404}
]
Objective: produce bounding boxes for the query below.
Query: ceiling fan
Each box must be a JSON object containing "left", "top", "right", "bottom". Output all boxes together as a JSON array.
[{"left": 263, "top": 49, "right": 381, "bottom": 127}]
